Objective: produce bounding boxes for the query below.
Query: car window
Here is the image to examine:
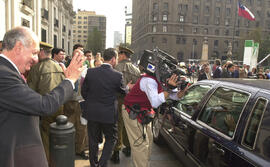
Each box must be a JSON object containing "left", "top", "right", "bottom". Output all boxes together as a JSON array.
[
  {"left": 242, "top": 98, "right": 267, "bottom": 149},
  {"left": 175, "top": 84, "right": 212, "bottom": 117},
  {"left": 198, "top": 87, "right": 249, "bottom": 137}
]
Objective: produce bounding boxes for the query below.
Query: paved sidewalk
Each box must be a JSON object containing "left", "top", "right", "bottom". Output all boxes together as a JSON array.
[{"left": 75, "top": 143, "right": 183, "bottom": 167}]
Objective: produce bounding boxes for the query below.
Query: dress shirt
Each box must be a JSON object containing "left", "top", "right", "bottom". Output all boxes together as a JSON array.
[
  {"left": 0, "top": 54, "right": 75, "bottom": 89},
  {"left": 139, "top": 77, "right": 178, "bottom": 108}
]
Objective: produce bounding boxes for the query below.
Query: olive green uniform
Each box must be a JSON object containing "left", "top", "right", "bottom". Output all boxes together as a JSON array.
[
  {"left": 27, "top": 58, "right": 65, "bottom": 162},
  {"left": 114, "top": 59, "right": 141, "bottom": 151}
]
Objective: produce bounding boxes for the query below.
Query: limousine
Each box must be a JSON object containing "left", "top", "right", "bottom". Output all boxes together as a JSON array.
[{"left": 153, "top": 79, "right": 270, "bottom": 167}]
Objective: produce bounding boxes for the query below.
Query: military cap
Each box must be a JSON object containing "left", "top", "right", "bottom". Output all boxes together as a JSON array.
[
  {"left": 118, "top": 46, "right": 134, "bottom": 57},
  {"left": 40, "top": 41, "right": 53, "bottom": 50}
]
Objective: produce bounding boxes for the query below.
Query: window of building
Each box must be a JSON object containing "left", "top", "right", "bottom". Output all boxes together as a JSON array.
[
  {"left": 215, "top": 29, "right": 220, "bottom": 35},
  {"left": 224, "top": 40, "right": 229, "bottom": 47},
  {"left": 179, "top": 15, "right": 185, "bottom": 22},
  {"left": 234, "top": 41, "right": 239, "bottom": 48},
  {"left": 245, "top": 20, "right": 250, "bottom": 27},
  {"left": 84, "top": 21, "right": 87, "bottom": 24},
  {"left": 237, "top": 19, "right": 241, "bottom": 27},
  {"left": 54, "top": 35, "right": 57, "bottom": 47},
  {"left": 215, "top": 7, "right": 220, "bottom": 16},
  {"left": 163, "top": 14, "right": 168, "bottom": 21},
  {"left": 193, "top": 39, "right": 197, "bottom": 45},
  {"left": 226, "top": 8, "right": 231, "bottom": 17},
  {"left": 78, "top": 35, "right": 81, "bottom": 37},
  {"left": 78, "top": 21, "right": 82, "bottom": 24},
  {"left": 164, "top": 2, "right": 168, "bottom": 10},
  {"left": 205, "top": 17, "right": 209, "bottom": 25},
  {"left": 152, "top": 25, "right": 157, "bottom": 32},
  {"left": 198, "top": 87, "right": 249, "bottom": 137},
  {"left": 163, "top": 25, "right": 167, "bottom": 32},
  {"left": 204, "top": 28, "right": 208, "bottom": 34},
  {"left": 78, "top": 40, "right": 80, "bottom": 42},
  {"left": 153, "top": 15, "right": 158, "bottom": 21},
  {"left": 78, "top": 16, "right": 82, "bottom": 19},
  {"left": 242, "top": 98, "right": 267, "bottom": 149},
  {"left": 22, "top": 18, "right": 30, "bottom": 28},
  {"left": 236, "top": 30, "right": 240, "bottom": 36},
  {"left": 153, "top": 3, "right": 158, "bottom": 10},
  {"left": 84, "top": 16, "right": 87, "bottom": 19},
  {"left": 177, "top": 52, "right": 184, "bottom": 62},
  {"left": 176, "top": 36, "right": 181, "bottom": 44},
  {"left": 180, "top": 25, "right": 184, "bottom": 33},
  {"left": 257, "top": 0, "right": 262, "bottom": 6},
  {"left": 78, "top": 30, "right": 81, "bottom": 33},
  {"left": 83, "top": 31, "right": 87, "bottom": 33},
  {"left": 194, "top": 5, "right": 199, "bottom": 13},
  {"left": 214, "top": 40, "right": 219, "bottom": 47},
  {"left": 152, "top": 37, "right": 155, "bottom": 43},
  {"left": 73, "top": 30, "right": 76, "bottom": 33},
  {"left": 225, "top": 29, "right": 229, "bottom": 36},
  {"left": 192, "top": 27, "right": 198, "bottom": 34},
  {"left": 62, "top": 38, "right": 64, "bottom": 50},
  {"left": 215, "top": 17, "right": 220, "bottom": 25},
  {"left": 247, "top": 0, "right": 253, "bottom": 6},
  {"left": 257, "top": 11, "right": 261, "bottom": 17},
  {"left": 83, "top": 26, "right": 87, "bottom": 29},
  {"left": 179, "top": 4, "right": 188, "bottom": 15},
  {"left": 225, "top": 18, "right": 230, "bottom": 26},
  {"left": 226, "top": 0, "right": 232, "bottom": 3},
  {"left": 193, "top": 16, "right": 198, "bottom": 24},
  {"left": 78, "top": 26, "right": 82, "bottom": 28},
  {"left": 205, "top": 6, "right": 210, "bottom": 14},
  {"left": 256, "top": 21, "right": 260, "bottom": 27},
  {"left": 162, "top": 37, "right": 167, "bottom": 43},
  {"left": 182, "top": 38, "right": 186, "bottom": 44},
  {"left": 41, "top": 29, "right": 46, "bottom": 42}
]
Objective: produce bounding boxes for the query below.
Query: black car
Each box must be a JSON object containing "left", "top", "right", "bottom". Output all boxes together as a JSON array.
[{"left": 153, "top": 79, "right": 270, "bottom": 167}]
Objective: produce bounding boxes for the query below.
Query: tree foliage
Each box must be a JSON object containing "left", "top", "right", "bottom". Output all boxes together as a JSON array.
[{"left": 86, "top": 27, "right": 104, "bottom": 55}]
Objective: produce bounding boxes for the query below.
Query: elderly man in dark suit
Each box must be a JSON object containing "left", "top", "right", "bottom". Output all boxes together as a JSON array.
[
  {"left": 81, "top": 48, "right": 133, "bottom": 167},
  {"left": 0, "top": 26, "right": 85, "bottom": 167}
]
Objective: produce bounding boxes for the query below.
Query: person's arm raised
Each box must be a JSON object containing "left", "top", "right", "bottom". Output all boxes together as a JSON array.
[{"left": 62, "top": 49, "right": 86, "bottom": 84}]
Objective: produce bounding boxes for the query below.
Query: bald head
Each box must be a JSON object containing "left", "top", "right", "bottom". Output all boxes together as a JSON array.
[{"left": 2, "top": 26, "right": 39, "bottom": 51}]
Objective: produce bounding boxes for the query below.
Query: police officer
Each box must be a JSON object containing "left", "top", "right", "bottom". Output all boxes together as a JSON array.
[
  {"left": 27, "top": 42, "right": 65, "bottom": 163},
  {"left": 110, "top": 46, "right": 141, "bottom": 163}
]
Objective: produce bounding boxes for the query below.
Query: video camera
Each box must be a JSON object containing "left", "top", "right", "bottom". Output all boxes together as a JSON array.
[{"left": 138, "top": 48, "right": 188, "bottom": 90}]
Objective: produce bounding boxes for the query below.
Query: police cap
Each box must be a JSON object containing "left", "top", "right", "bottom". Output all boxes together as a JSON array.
[
  {"left": 118, "top": 46, "right": 134, "bottom": 57},
  {"left": 40, "top": 41, "right": 53, "bottom": 50}
]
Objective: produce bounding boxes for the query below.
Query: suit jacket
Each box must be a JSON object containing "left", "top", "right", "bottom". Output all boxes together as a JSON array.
[
  {"left": 81, "top": 64, "right": 126, "bottom": 124},
  {"left": 0, "top": 56, "right": 74, "bottom": 167}
]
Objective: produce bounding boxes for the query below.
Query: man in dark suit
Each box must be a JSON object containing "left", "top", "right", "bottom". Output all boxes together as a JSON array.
[
  {"left": 221, "top": 63, "right": 235, "bottom": 78},
  {"left": 81, "top": 48, "right": 132, "bottom": 167},
  {"left": 0, "top": 26, "right": 85, "bottom": 167}
]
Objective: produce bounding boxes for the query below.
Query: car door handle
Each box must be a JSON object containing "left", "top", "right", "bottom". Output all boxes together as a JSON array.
[
  {"left": 179, "top": 123, "right": 188, "bottom": 130},
  {"left": 212, "top": 143, "right": 225, "bottom": 156}
]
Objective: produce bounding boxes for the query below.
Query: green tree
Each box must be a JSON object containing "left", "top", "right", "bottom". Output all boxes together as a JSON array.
[{"left": 86, "top": 27, "right": 104, "bottom": 55}]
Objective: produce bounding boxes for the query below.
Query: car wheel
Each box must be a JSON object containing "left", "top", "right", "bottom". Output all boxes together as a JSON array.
[{"left": 152, "top": 111, "right": 165, "bottom": 144}]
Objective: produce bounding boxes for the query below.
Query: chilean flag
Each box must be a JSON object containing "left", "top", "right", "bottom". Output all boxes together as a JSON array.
[{"left": 238, "top": 2, "right": 255, "bottom": 21}]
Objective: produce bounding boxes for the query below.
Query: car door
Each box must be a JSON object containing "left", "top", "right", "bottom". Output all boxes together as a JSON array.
[
  {"left": 234, "top": 92, "right": 270, "bottom": 167},
  {"left": 168, "top": 84, "right": 212, "bottom": 165},
  {"left": 194, "top": 86, "right": 251, "bottom": 167}
]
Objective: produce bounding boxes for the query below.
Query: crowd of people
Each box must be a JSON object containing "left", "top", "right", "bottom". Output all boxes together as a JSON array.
[
  {"left": 185, "top": 59, "right": 270, "bottom": 82},
  {"left": 0, "top": 26, "right": 188, "bottom": 167}
]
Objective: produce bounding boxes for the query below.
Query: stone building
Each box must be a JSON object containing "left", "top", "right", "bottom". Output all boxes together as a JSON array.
[
  {"left": 73, "top": 10, "right": 106, "bottom": 50},
  {"left": 0, "top": 0, "right": 74, "bottom": 55},
  {"left": 131, "top": 0, "right": 270, "bottom": 62}
]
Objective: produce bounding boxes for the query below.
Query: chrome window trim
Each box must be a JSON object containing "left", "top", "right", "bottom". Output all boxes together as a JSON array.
[
  {"left": 173, "top": 84, "right": 213, "bottom": 119},
  {"left": 196, "top": 85, "right": 251, "bottom": 140},
  {"left": 241, "top": 97, "right": 268, "bottom": 150}
]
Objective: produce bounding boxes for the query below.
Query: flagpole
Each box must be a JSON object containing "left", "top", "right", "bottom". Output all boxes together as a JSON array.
[{"left": 232, "top": 1, "right": 239, "bottom": 60}]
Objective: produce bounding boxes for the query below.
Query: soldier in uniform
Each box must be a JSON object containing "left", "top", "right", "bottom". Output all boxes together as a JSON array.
[
  {"left": 27, "top": 42, "right": 65, "bottom": 164},
  {"left": 110, "top": 46, "right": 141, "bottom": 163}
]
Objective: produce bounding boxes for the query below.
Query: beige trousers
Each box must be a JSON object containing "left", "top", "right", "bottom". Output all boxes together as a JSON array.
[{"left": 122, "top": 107, "right": 153, "bottom": 167}]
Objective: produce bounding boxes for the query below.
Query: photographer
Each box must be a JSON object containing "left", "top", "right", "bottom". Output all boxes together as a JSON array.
[{"left": 122, "top": 51, "right": 188, "bottom": 167}]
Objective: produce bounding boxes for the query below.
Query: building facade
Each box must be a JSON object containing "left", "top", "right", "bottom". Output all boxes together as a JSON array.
[
  {"left": 132, "top": 0, "right": 270, "bottom": 62},
  {"left": 73, "top": 10, "right": 106, "bottom": 50},
  {"left": 114, "top": 31, "right": 123, "bottom": 48},
  {"left": 0, "top": 0, "right": 74, "bottom": 55}
]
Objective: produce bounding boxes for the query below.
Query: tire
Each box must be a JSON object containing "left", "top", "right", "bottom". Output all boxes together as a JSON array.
[{"left": 152, "top": 110, "right": 165, "bottom": 144}]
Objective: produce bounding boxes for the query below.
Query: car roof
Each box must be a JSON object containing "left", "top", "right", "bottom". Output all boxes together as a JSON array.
[{"left": 198, "top": 78, "right": 270, "bottom": 91}]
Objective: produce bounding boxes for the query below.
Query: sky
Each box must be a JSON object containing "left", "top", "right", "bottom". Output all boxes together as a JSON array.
[{"left": 73, "top": 0, "right": 132, "bottom": 48}]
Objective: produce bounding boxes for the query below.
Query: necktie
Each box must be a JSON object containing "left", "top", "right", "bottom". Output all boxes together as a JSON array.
[{"left": 21, "top": 74, "right": 27, "bottom": 83}]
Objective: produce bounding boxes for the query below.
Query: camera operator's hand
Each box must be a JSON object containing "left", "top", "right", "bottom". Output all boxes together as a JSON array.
[
  {"left": 177, "top": 85, "right": 188, "bottom": 98},
  {"left": 167, "top": 74, "right": 178, "bottom": 87}
]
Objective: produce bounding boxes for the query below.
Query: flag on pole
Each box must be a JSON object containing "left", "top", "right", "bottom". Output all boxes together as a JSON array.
[{"left": 238, "top": 2, "right": 255, "bottom": 21}]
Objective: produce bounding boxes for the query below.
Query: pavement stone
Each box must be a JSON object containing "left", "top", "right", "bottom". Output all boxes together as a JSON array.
[{"left": 75, "top": 143, "right": 183, "bottom": 167}]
